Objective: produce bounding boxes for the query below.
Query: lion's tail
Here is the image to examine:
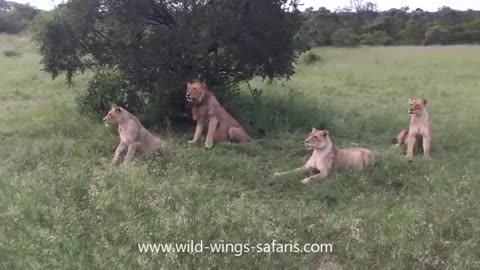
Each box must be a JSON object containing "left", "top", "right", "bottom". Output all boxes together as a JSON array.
[
  {"left": 242, "top": 128, "right": 266, "bottom": 144},
  {"left": 254, "top": 128, "right": 266, "bottom": 139}
]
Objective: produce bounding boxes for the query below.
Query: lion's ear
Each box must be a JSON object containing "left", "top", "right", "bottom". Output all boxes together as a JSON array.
[
  {"left": 422, "top": 98, "right": 427, "bottom": 105},
  {"left": 323, "top": 130, "right": 329, "bottom": 137},
  {"left": 311, "top": 127, "right": 317, "bottom": 133},
  {"left": 111, "top": 104, "right": 121, "bottom": 112},
  {"left": 199, "top": 78, "right": 207, "bottom": 87}
]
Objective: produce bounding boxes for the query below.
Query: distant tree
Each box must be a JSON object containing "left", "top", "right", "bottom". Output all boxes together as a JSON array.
[
  {"left": 33, "top": 0, "right": 307, "bottom": 121},
  {"left": 435, "top": 6, "right": 465, "bottom": 26},
  {"left": 424, "top": 25, "right": 450, "bottom": 45},
  {"left": 0, "top": 1, "right": 39, "bottom": 34},
  {"left": 360, "top": 32, "right": 374, "bottom": 45},
  {"left": 350, "top": 0, "right": 377, "bottom": 13},
  {"left": 400, "top": 13, "right": 429, "bottom": 44},
  {"left": 0, "top": 0, "right": 8, "bottom": 10},
  {"left": 332, "top": 28, "right": 359, "bottom": 47},
  {"left": 299, "top": 7, "right": 340, "bottom": 46},
  {"left": 448, "top": 19, "right": 480, "bottom": 44},
  {"left": 299, "top": 3, "right": 480, "bottom": 47}
]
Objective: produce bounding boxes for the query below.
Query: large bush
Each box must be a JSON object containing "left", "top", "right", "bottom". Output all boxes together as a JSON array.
[
  {"left": 33, "top": 0, "right": 306, "bottom": 122},
  {"left": 76, "top": 72, "right": 146, "bottom": 117}
]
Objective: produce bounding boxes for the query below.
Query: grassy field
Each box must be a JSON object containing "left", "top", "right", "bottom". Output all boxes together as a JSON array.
[{"left": 1, "top": 34, "right": 479, "bottom": 269}]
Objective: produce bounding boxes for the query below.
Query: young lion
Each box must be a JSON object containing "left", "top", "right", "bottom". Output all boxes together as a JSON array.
[
  {"left": 186, "top": 79, "right": 250, "bottom": 149},
  {"left": 393, "top": 98, "right": 431, "bottom": 161},
  {"left": 274, "top": 128, "right": 374, "bottom": 185},
  {"left": 103, "top": 104, "right": 167, "bottom": 165}
]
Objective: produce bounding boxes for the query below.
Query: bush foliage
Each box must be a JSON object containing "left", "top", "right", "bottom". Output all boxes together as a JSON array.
[{"left": 301, "top": 51, "right": 322, "bottom": 65}]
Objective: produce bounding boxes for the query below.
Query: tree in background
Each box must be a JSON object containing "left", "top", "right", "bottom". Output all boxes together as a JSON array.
[
  {"left": 33, "top": 0, "right": 306, "bottom": 124},
  {"left": 0, "top": 0, "right": 39, "bottom": 34},
  {"left": 332, "top": 28, "right": 359, "bottom": 47},
  {"left": 300, "top": 2, "right": 480, "bottom": 47}
]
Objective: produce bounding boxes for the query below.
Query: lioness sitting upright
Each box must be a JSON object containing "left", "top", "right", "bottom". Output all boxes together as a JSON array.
[
  {"left": 393, "top": 98, "right": 431, "bottom": 161},
  {"left": 274, "top": 128, "right": 374, "bottom": 185},
  {"left": 103, "top": 104, "right": 167, "bottom": 165},
  {"left": 186, "top": 79, "right": 251, "bottom": 149}
]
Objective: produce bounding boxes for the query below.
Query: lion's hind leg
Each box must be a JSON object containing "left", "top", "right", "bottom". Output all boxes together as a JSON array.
[
  {"left": 273, "top": 166, "right": 309, "bottom": 178},
  {"left": 393, "top": 129, "right": 408, "bottom": 148},
  {"left": 228, "top": 127, "right": 251, "bottom": 143},
  {"left": 361, "top": 149, "right": 375, "bottom": 169}
]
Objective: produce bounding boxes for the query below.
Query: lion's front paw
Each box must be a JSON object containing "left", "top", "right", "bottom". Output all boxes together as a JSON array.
[
  {"left": 205, "top": 142, "right": 214, "bottom": 149},
  {"left": 301, "top": 178, "right": 311, "bottom": 185},
  {"left": 188, "top": 140, "right": 198, "bottom": 144}
]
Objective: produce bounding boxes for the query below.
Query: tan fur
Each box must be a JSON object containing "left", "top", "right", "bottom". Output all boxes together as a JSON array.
[
  {"left": 103, "top": 104, "right": 167, "bottom": 165},
  {"left": 186, "top": 79, "right": 250, "bottom": 149},
  {"left": 274, "top": 128, "right": 374, "bottom": 185},
  {"left": 394, "top": 98, "right": 431, "bottom": 161}
]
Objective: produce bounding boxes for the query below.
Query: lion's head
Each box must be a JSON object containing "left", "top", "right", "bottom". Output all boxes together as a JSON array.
[
  {"left": 305, "top": 128, "right": 331, "bottom": 150},
  {"left": 408, "top": 98, "right": 427, "bottom": 115},
  {"left": 186, "top": 79, "right": 208, "bottom": 104},
  {"left": 103, "top": 104, "right": 124, "bottom": 126}
]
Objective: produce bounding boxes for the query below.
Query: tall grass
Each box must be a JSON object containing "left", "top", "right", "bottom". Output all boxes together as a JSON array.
[{"left": 1, "top": 35, "right": 479, "bottom": 269}]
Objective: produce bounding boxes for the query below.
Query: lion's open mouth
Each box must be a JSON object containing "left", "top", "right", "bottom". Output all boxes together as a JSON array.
[{"left": 186, "top": 94, "right": 193, "bottom": 102}]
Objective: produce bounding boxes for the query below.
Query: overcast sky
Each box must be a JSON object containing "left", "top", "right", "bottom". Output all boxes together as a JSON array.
[{"left": 12, "top": 0, "right": 480, "bottom": 12}]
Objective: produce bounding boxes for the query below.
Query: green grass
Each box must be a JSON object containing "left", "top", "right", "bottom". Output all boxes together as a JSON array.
[{"left": 1, "top": 34, "right": 479, "bottom": 269}]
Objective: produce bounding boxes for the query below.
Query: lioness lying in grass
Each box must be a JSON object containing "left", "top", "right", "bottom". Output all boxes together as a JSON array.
[{"left": 274, "top": 128, "right": 375, "bottom": 185}]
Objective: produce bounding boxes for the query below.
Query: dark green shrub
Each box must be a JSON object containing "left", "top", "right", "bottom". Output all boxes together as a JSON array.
[
  {"left": 3, "top": 50, "right": 22, "bottom": 57},
  {"left": 372, "top": 30, "right": 390, "bottom": 45},
  {"left": 302, "top": 51, "right": 322, "bottom": 65},
  {"left": 360, "top": 33, "right": 374, "bottom": 45},
  {"left": 76, "top": 71, "right": 147, "bottom": 118},
  {"left": 332, "top": 28, "right": 360, "bottom": 47}
]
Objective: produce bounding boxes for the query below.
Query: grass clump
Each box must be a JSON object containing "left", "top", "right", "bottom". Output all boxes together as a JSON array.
[{"left": 3, "top": 49, "right": 22, "bottom": 57}]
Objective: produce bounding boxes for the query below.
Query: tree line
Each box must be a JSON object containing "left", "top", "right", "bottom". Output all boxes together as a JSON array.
[
  {"left": 0, "top": 0, "right": 39, "bottom": 34},
  {"left": 299, "top": 1, "right": 480, "bottom": 47}
]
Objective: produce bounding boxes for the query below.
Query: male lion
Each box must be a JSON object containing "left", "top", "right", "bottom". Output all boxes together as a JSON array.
[
  {"left": 186, "top": 79, "right": 251, "bottom": 149},
  {"left": 393, "top": 98, "right": 431, "bottom": 161},
  {"left": 274, "top": 128, "right": 374, "bottom": 185},
  {"left": 103, "top": 104, "right": 167, "bottom": 165}
]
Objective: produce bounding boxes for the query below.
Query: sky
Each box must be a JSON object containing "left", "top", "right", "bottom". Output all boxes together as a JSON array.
[{"left": 12, "top": 0, "right": 480, "bottom": 12}]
